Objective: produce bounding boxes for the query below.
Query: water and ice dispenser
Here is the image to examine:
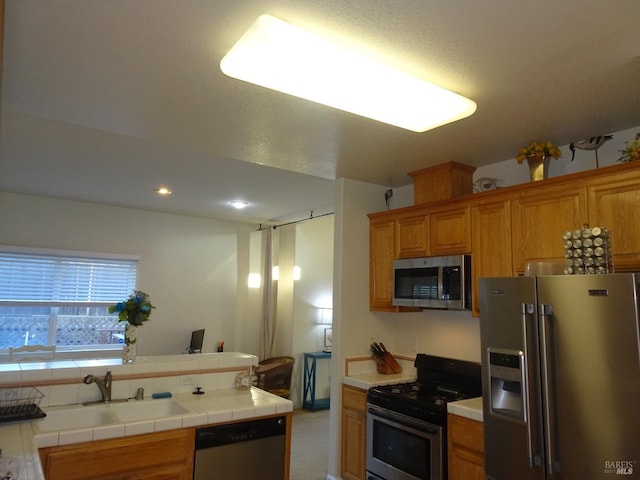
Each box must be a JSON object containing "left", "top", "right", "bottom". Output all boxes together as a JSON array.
[{"left": 487, "top": 349, "right": 526, "bottom": 421}]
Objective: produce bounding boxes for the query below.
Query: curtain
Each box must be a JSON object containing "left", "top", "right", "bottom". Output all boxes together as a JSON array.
[{"left": 260, "top": 227, "right": 279, "bottom": 359}]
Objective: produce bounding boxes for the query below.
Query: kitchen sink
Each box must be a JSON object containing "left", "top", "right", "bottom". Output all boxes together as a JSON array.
[
  {"left": 110, "top": 398, "right": 190, "bottom": 422},
  {"left": 36, "top": 405, "right": 117, "bottom": 432},
  {"left": 34, "top": 398, "right": 191, "bottom": 433}
]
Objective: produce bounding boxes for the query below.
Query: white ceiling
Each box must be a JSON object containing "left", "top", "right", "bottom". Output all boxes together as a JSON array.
[{"left": 1, "top": 1, "right": 639, "bottom": 224}]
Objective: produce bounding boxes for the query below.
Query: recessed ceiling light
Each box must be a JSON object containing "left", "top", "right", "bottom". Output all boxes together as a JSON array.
[
  {"left": 220, "top": 14, "right": 477, "bottom": 132},
  {"left": 154, "top": 187, "right": 172, "bottom": 196},
  {"left": 229, "top": 200, "right": 249, "bottom": 209}
]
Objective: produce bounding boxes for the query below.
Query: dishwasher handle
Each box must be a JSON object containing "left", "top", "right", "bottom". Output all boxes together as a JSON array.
[{"left": 196, "top": 415, "right": 286, "bottom": 449}]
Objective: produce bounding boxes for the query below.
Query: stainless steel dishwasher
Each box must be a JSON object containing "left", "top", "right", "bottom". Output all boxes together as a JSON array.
[{"left": 193, "top": 415, "right": 287, "bottom": 479}]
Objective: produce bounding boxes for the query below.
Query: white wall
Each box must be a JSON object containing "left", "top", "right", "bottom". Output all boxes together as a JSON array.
[
  {"left": 0, "top": 191, "right": 259, "bottom": 357},
  {"left": 474, "top": 126, "right": 638, "bottom": 188},
  {"left": 289, "top": 215, "right": 334, "bottom": 408},
  {"left": 331, "top": 176, "right": 482, "bottom": 364}
]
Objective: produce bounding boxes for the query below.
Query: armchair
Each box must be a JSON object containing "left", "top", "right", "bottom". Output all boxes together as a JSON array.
[{"left": 254, "top": 356, "right": 295, "bottom": 398}]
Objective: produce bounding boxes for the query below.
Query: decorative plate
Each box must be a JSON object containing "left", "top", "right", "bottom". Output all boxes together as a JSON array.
[{"left": 234, "top": 371, "right": 253, "bottom": 390}]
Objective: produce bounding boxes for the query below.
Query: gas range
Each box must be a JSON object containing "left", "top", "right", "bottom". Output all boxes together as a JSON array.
[
  {"left": 366, "top": 355, "right": 482, "bottom": 480},
  {"left": 367, "top": 354, "right": 482, "bottom": 425}
]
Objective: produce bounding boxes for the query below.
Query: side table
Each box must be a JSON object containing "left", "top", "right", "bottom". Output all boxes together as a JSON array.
[{"left": 302, "top": 351, "right": 331, "bottom": 411}]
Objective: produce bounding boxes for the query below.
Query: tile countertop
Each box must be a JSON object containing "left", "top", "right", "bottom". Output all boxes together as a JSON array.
[
  {"left": 0, "top": 387, "right": 292, "bottom": 480},
  {"left": 343, "top": 372, "right": 416, "bottom": 390},
  {"left": 447, "top": 396, "right": 483, "bottom": 422}
]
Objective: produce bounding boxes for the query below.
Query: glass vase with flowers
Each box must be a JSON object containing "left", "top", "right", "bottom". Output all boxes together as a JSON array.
[
  {"left": 516, "top": 140, "right": 562, "bottom": 181},
  {"left": 618, "top": 132, "right": 640, "bottom": 163},
  {"left": 109, "top": 290, "right": 155, "bottom": 363}
]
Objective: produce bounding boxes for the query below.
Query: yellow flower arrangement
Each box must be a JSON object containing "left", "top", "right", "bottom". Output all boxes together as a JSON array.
[
  {"left": 618, "top": 132, "right": 640, "bottom": 163},
  {"left": 516, "top": 141, "right": 562, "bottom": 164}
]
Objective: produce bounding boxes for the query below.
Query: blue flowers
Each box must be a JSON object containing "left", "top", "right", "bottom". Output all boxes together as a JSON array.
[
  {"left": 113, "top": 302, "right": 127, "bottom": 313},
  {"left": 108, "top": 290, "right": 155, "bottom": 326}
]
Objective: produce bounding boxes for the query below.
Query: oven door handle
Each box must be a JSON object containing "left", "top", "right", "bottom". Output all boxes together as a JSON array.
[{"left": 367, "top": 407, "right": 439, "bottom": 435}]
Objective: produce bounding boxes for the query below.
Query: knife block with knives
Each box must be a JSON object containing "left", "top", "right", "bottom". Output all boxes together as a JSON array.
[{"left": 370, "top": 342, "right": 403, "bottom": 374}]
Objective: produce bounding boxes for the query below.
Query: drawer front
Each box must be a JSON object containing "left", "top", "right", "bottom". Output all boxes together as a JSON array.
[
  {"left": 448, "top": 414, "right": 484, "bottom": 453},
  {"left": 342, "top": 385, "right": 367, "bottom": 413}
]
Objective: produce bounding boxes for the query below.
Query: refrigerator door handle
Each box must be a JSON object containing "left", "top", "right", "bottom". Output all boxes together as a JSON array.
[
  {"left": 539, "top": 303, "right": 558, "bottom": 475},
  {"left": 521, "top": 304, "right": 535, "bottom": 468}
]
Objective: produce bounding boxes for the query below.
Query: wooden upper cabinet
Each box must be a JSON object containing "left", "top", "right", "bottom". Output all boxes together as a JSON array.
[
  {"left": 368, "top": 162, "right": 640, "bottom": 313},
  {"left": 395, "top": 205, "right": 471, "bottom": 259},
  {"left": 429, "top": 205, "right": 471, "bottom": 255},
  {"left": 511, "top": 184, "right": 588, "bottom": 274},
  {"left": 369, "top": 214, "right": 396, "bottom": 311},
  {"left": 395, "top": 211, "right": 429, "bottom": 258},
  {"left": 587, "top": 170, "right": 640, "bottom": 271},
  {"left": 471, "top": 200, "right": 513, "bottom": 316}
]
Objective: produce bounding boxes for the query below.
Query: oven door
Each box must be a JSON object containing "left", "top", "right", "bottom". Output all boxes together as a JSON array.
[{"left": 366, "top": 404, "right": 443, "bottom": 480}]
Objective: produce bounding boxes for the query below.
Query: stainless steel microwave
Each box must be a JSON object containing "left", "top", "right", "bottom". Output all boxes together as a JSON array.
[{"left": 392, "top": 254, "right": 471, "bottom": 310}]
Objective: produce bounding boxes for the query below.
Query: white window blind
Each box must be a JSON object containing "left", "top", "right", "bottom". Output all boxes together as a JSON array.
[{"left": 0, "top": 251, "right": 137, "bottom": 304}]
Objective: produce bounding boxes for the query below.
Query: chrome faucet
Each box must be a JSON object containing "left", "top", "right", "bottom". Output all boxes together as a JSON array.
[
  {"left": 135, "top": 387, "right": 145, "bottom": 400},
  {"left": 83, "top": 370, "right": 112, "bottom": 403}
]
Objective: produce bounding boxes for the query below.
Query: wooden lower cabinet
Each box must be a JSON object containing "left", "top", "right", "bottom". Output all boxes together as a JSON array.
[
  {"left": 39, "top": 428, "right": 195, "bottom": 480},
  {"left": 447, "top": 414, "right": 485, "bottom": 480},
  {"left": 341, "top": 384, "right": 367, "bottom": 480}
]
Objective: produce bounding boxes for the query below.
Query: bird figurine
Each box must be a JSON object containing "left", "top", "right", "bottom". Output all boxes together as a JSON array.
[{"left": 569, "top": 135, "right": 613, "bottom": 167}]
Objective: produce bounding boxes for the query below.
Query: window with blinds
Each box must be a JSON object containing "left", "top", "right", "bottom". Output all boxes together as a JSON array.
[{"left": 0, "top": 248, "right": 138, "bottom": 350}]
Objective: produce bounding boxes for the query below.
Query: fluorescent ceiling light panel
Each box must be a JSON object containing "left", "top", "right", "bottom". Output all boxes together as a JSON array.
[{"left": 220, "top": 15, "right": 477, "bottom": 132}]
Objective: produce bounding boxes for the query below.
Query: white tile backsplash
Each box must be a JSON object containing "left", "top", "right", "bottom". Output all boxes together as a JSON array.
[
  {"left": 197, "top": 355, "right": 220, "bottom": 369},
  {"left": 1, "top": 352, "right": 258, "bottom": 409},
  {"left": 111, "top": 379, "right": 131, "bottom": 400},
  {"left": 48, "top": 384, "right": 79, "bottom": 407},
  {"left": 49, "top": 362, "right": 81, "bottom": 380},
  {"left": 152, "top": 375, "right": 177, "bottom": 394},
  {"left": 176, "top": 359, "right": 200, "bottom": 371},
  {"left": 34, "top": 385, "right": 51, "bottom": 407},
  {"left": 197, "top": 372, "right": 219, "bottom": 390},
  {"left": 129, "top": 359, "right": 156, "bottom": 375},
  {"left": 20, "top": 365, "right": 53, "bottom": 383},
  {"left": 129, "top": 378, "right": 154, "bottom": 399}
]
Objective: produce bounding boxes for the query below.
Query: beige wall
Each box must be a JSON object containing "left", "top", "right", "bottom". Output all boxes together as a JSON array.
[{"left": 0, "top": 191, "right": 257, "bottom": 357}]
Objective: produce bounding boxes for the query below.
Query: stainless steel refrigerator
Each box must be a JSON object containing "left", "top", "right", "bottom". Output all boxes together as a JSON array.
[{"left": 479, "top": 273, "right": 640, "bottom": 480}]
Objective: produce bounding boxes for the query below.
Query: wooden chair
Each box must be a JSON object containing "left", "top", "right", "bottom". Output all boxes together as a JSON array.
[
  {"left": 8, "top": 345, "right": 56, "bottom": 362},
  {"left": 254, "top": 356, "right": 295, "bottom": 398}
]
